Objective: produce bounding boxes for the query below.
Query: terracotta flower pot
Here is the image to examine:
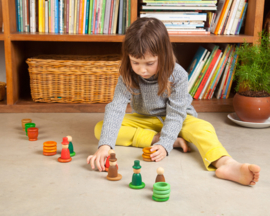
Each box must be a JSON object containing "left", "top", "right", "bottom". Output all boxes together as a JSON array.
[
  {"left": 233, "top": 93, "right": 270, "bottom": 123},
  {"left": 27, "top": 127, "right": 39, "bottom": 141}
]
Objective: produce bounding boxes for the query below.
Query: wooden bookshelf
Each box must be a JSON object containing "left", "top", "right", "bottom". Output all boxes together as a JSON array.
[{"left": 0, "top": 0, "right": 265, "bottom": 113}]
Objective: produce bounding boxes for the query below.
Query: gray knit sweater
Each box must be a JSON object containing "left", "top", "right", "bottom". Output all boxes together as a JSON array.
[{"left": 98, "top": 63, "right": 198, "bottom": 155}]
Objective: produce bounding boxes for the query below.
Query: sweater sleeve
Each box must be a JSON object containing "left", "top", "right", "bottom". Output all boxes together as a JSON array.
[
  {"left": 98, "top": 76, "right": 131, "bottom": 149},
  {"left": 153, "top": 67, "right": 189, "bottom": 155}
]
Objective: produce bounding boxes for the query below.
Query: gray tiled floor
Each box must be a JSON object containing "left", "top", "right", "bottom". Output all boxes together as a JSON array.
[{"left": 0, "top": 113, "right": 269, "bottom": 216}]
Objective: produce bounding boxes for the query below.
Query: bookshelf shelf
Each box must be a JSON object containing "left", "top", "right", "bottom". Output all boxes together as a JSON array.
[
  {"left": 0, "top": 0, "right": 265, "bottom": 113},
  {"left": 10, "top": 33, "right": 125, "bottom": 42},
  {"left": 169, "top": 35, "right": 254, "bottom": 43}
]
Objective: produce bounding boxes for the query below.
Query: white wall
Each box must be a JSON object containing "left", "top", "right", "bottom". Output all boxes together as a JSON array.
[{"left": 0, "top": 42, "right": 6, "bottom": 82}]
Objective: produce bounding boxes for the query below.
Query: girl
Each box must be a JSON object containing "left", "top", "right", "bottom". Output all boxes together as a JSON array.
[{"left": 87, "top": 17, "right": 260, "bottom": 186}]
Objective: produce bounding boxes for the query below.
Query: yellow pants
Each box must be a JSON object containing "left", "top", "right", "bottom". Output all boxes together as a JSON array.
[{"left": 95, "top": 113, "right": 230, "bottom": 171}]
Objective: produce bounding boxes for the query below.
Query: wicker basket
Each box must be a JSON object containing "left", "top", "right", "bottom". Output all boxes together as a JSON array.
[
  {"left": 26, "top": 55, "right": 121, "bottom": 103},
  {"left": 0, "top": 82, "right": 6, "bottom": 101}
]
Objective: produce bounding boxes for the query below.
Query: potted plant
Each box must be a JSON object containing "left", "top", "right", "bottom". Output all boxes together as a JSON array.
[{"left": 233, "top": 31, "right": 270, "bottom": 123}]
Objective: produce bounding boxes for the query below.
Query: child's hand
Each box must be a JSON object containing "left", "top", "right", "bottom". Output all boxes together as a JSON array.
[
  {"left": 86, "top": 145, "right": 111, "bottom": 172},
  {"left": 150, "top": 145, "right": 167, "bottom": 162}
]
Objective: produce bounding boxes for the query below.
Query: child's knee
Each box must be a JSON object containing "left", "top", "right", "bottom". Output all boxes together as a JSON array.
[{"left": 94, "top": 121, "right": 104, "bottom": 140}]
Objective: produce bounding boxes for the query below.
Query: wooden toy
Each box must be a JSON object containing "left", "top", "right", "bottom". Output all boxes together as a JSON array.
[
  {"left": 152, "top": 182, "right": 171, "bottom": 202},
  {"left": 129, "top": 160, "right": 145, "bottom": 189},
  {"left": 106, "top": 153, "right": 122, "bottom": 181},
  {"left": 105, "top": 149, "right": 118, "bottom": 172},
  {"left": 43, "top": 141, "right": 57, "bottom": 156},
  {"left": 25, "top": 123, "right": 36, "bottom": 136},
  {"left": 155, "top": 167, "right": 165, "bottom": 183},
  {"left": 21, "top": 119, "right": 32, "bottom": 131},
  {"left": 66, "top": 135, "right": 76, "bottom": 157},
  {"left": 58, "top": 137, "right": 72, "bottom": 163},
  {"left": 142, "top": 147, "right": 156, "bottom": 162},
  {"left": 27, "top": 127, "right": 39, "bottom": 141}
]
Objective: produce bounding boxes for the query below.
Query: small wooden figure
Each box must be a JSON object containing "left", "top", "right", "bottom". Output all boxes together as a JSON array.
[
  {"left": 58, "top": 137, "right": 72, "bottom": 163},
  {"left": 155, "top": 167, "right": 165, "bottom": 183},
  {"left": 106, "top": 153, "right": 122, "bottom": 181},
  {"left": 129, "top": 160, "right": 145, "bottom": 189},
  {"left": 105, "top": 149, "right": 118, "bottom": 172},
  {"left": 66, "top": 135, "right": 76, "bottom": 157},
  {"left": 27, "top": 127, "right": 39, "bottom": 141},
  {"left": 21, "top": 119, "right": 32, "bottom": 131},
  {"left": 43, "top": 141, "right": 57, "bottom": 156}
]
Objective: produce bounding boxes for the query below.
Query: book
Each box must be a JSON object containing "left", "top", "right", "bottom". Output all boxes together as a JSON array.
[
  {"left": 230, "top": 0, "right": 245, "bottom": 35},
  {"left": 118, "top": 0, "right": 123, "bottom": 34},
  {"left": 59, "top": 0, "right": 64, "bottom": 33},
  {"left": 187, "top": 46, "right": 207, "bottom": 81},
  {"left": 194, "top": 48, "right": 221, "bottom": 99},
  {"left": 88, "top": 0, "right": 93, "bottom": 34},
  {"left": 203, "top": 44, "right": 230, "bottom": 99},
  {"left": 199, "top": 50, "right": 223, "bottom": 99},
  {"left": 104, "top": 0, "right": 112, "bottom": 34},
  {"left": 95, "top": 0, "right": 100, "bottom": 33},
  {"left": 140, "top": 12, "right": 207, "bottom": 21},
  {"left": 188, "top": 47, "right": 208, "bottom": 92},
  {"left": 207, "top": 44, "right": 232, "bottom": 99},
  {"left": 69, "top": 0, "right": 74, "bottom": 33},
  {"left": 30, "top": 0, "right": 36, "bottom": 33},
  {"left": 142, "top": 6, "right": 217, "bottom": 10},
  {"left": 54, "top": 0, "right": 59, "bottom": 33},
  {"left": 217, "top": 0, "right": 232, "bottom": 34},
  {"left": 122, "top": 0, "right": 126, "bottom": 33},
  {"left": 236, "top": 2, "right": 247, "bottom": 34},
  {"left": 112, "top": 0, "right": 120, "bottom": 34},
  {"left": 73, "top": 0, "right": 78, "bottom": 33},
  {"left": 108, "top": 0, "right": 115, "bottom": 34},
  {"left": 91, "top": 0, "right": 96, "bottom": 33},
  {"left": 45, "top": 0, "right": 49, "bottom": 33},
  {"left": 225, "top": 56, "right": 238, "bottom": 98},
  {"left": 225, "top": 0, "right": 240, "bottom": 35},
  {"left": 85, "top": 0, "right": 90, "bottom": 33},
  {"left": 83, "top": 0, "right": 87, "bottom": 33},
  {"left": 100, "top": 0, "right": 106, "bottom": 34},
  {"left": 210, "top": 0, "right": 226, "bottom": 33},
  {"left": 213, "top": 0, "right": 230, "bottom": 35},
  {"left": 190, "top": 45, "right": 218, "bottom": 97}
]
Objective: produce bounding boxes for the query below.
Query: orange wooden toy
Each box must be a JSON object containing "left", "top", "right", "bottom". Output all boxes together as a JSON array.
[
  {"left": 43, "top": 141, "right": 57, "bottom": 156},
  {"left": 142, "top": 147, "right": 156, "bottom": 162}
]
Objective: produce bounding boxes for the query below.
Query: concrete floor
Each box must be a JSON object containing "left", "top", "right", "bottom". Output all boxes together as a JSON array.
[{"left": 0, "top": 112, "right": 269, "bottom": 216}]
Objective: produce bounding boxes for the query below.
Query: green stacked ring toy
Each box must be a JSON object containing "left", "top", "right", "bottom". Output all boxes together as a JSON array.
[
  {"left": 152, "top": 182, "right": 171, "bottom": 202},
  {"left": 25, "top": 123, "right": 36, "bottom": 136}
]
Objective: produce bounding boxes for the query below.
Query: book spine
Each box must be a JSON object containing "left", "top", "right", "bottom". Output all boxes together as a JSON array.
[
  {"left": 30, "top": 0, "right": 36, "bottom": 33},
  {"left": 45, "top": 0, "right": 49, "bottom": 32},
  {"left": 88, "top": 0, "right": 93, "bottom": 34},
  {"left": 108, "top": 0, "right": 114, "bottom": 34},
  {"left": 100, "top": 0, "right": 106, "bottom": 34},
  {"left": 230, "top": 0, "right": 245, "bottom": 35},
  {"left": 26, "top": 0, "right": 30, "bottom": 32},
  {"left": 63, "top": 0, "right": 66, "bottom": 33},
  {"left": 15, "top": 0, "right": 19, "bottom": 32},
  {"left": 122, "top": 0, "right": 126, "bottom": 33},
  {"left": 226, "top": 56, "right": 238, "bottom": 98},
  {"left": 54, "top": 0, "right": 59, "bottom": 33},
  {"left": 104, "top": 0, "right": 111, "bottom": 34},
  {"left": 236, "top": 2, "right": 248, "bottom": 35},
  {"left": 51, "top": 0, "right": 55, "bottom": 33},
  {"left": 83, "top": 0, "right": 87, "bottom": 33},
  {"left": 97, "top": 0, "right": 103, "bottom": 33},
  {"left": 59, "top": 0, "right": 64, "bottom": 33},
  {"left": 66, "top": 0, "right": 69, "bottom": 33},
  {"left": 112, "top": 0, "right": 120, "bottom": 34},
  {"left": 74, "top": 0, "right": 78, "bottom": 33},
  {"left": 225, "top": 0, "right": 240, "bottom": 35},
  {"left": 85, "top": 0, "right": 90, "bottom": 34},
  {"left": 69, "top": 0, "right": 74, "bottom": 33},
  {"left": 80, "top": 0, "right": 85, "bottom": 34},
  {"left": 48, "top": 0, "right": 51, "bottom": 32},
  {"left": 94, "top": 0, "right": 99, "bottom": 33},
  {"left": 76, "top": 0, "right": 81, "bottom": 33},
  {"left": 38, "top": 0, "right": 43, "bottom": 32},
  {"left": 118, "top": 0, "right": 123, "bottom": 34},
  {"left": 91, "top": 0, "right": 96, "bottom": 33},
  {"left": 22, "top": 0, "right": 25, "bottom": 32},
  {"left": 111, "top": 0, "right": 117, "bottom": 34}
]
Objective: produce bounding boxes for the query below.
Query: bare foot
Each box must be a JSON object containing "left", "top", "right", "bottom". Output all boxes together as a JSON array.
[
  {"left": 173, "top": 137, "right": 191, "bottom": 152},
  {"left": 214, "top": 156, "right": 260, "bottom": 186}
]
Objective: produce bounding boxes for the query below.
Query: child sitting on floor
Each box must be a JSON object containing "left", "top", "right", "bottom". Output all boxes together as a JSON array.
[{"left": 87, "top": 17, "right": 260, "bottom": 186}]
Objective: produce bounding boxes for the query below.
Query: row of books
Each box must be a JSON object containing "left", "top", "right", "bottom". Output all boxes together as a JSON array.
[
  {"left": 210, "top": 0, "right": 248, "bottom": 35},
  {"left": 187, "top": 44, "right": 238, "bottom": 99},
  {"left": 141, "top": 11, "right": 211, "bottom": 35},
  {"left": 15, "top": 0, "right": 131, "bottom": 34},
  {"left": 140, "top": 0, "right": 218, "bottom": 35}
]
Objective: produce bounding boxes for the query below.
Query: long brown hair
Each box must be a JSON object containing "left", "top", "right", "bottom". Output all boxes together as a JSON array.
[{"left": 120, "top": 17, "right": 177, "bottom": 96}]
